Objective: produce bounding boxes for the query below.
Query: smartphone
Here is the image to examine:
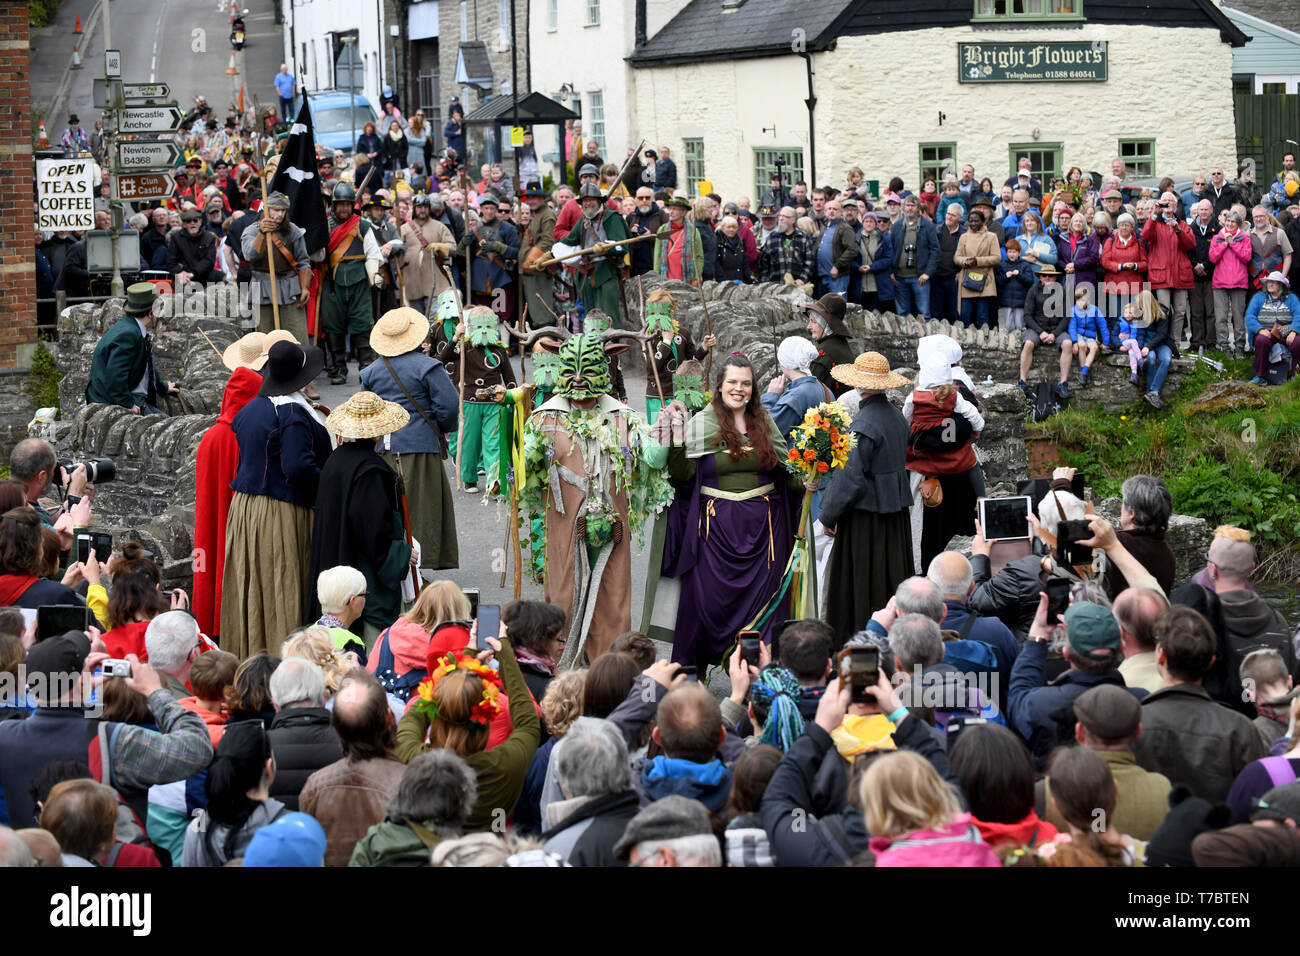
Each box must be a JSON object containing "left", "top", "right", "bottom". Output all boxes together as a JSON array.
[
  {"left": 462, "top": 587, "right": 480, "bottom": 620},
  {"left": 838, "top": 645, "right": 879, "bottom": 705},
  {"left": 476, "top": 604, "right": 500, "bottom": 650},
  {"left": 1055, "top": 518, "right": 1095, "bottom": 567},
  {"left": 36, "top": 605, "right": 91, "bottom": 643},
  {"left": 978, "top": 496, "right": 1031, "bottom": 541},
  {"left": 1044, "top": 578, "right": 1072, "bottom": 626},
  {"left": 75, "top": 531, "right": 113, "bottom": 566},
  {"left": 678, "top": 664, "right": 699, "bottom": 682},
  {"left": 739, "top": 631, "right": 761, "bottom": 668}
]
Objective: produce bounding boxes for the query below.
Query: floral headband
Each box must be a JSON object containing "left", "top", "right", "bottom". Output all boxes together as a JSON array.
[{"left": 414, "top": 652, "right": 505, "bottom": 727}]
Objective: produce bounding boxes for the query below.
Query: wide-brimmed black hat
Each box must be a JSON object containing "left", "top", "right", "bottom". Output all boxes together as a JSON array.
[
  {"left": 260, "top": 340, "right": 326, "bottom": 396},
  {"left": 807, "top": 293, "right": 851, "bottom": 336}
]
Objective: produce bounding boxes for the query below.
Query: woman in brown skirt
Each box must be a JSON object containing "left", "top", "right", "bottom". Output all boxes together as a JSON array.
[{"left": 221, "top": 340, "right": 332, "bottom": 657}]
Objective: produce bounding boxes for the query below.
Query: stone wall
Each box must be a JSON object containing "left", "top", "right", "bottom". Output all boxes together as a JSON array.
[
  {"left": 636, "top": 276, "right": 1193, "bottom": 485},
  {"left": 47, "top": 301, "right": 243, "bottom": 588},
  {"left": 0, "top": 369, "right": 37, "bottom": 466}
]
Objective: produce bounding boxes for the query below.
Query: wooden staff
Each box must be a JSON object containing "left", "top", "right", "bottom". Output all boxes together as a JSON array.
[
  {"left": 639, "top": 276, "right": 665, "bottom": 406},
  {"left": 196, "top": 326, "right": 223, "bottom": 359},
  {"left": 696, "top": 284, "right": 714, "bottom": 383},
  {"left": 456, "top": 243, "right": 472, "bottom": 490},
  {"left": 517, "top": 303, "right": 529, "bottom": 364},
  {"left": 257, "top": 160, "right": 280, "bottom": 330},
  {"left": 393, "top": 455, "right": 422, "bottom": 599},
  {"left": 532, "top": 231, "right": 663, "bottom": 270}
]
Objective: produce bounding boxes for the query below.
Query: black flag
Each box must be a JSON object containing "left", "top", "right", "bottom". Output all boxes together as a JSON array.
[{"left": 269, "top": 100, "right": 328, "bottom": 255}]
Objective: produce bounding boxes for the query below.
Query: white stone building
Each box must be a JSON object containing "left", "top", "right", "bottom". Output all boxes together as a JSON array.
[
  {"left": 628, "top": 0, "right": 1248, "bottom": 201},
  {"left": 282, "top": 0, "right": 391, "bottom": 114}
]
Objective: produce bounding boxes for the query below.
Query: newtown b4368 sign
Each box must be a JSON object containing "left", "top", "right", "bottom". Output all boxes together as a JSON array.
[{"left": 959, "top": 41, "right": 1107, "bottom": 83}]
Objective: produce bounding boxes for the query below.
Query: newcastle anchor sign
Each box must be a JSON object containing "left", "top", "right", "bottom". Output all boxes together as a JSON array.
[
  {"left": 117, "top": 105, "right": 184, "bottom": 134},
  {"left": 958, "top": 41, "right": 1107, "bottom": 83}
]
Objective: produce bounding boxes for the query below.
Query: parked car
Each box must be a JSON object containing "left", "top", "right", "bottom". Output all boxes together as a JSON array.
[{"left": 305, "top": 91, "right": 379, "bottom": 156}]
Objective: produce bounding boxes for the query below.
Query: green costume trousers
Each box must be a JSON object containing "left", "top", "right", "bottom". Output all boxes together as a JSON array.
[
  {"left": 321, "top": 278, "right": 375, "bottom": 336},
  {"left": 445, "top": 401, "right": 500, "bottom": 489}
]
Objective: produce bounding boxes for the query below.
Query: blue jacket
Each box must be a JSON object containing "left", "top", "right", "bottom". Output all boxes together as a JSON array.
[
  {"left": 1245, "top": 291, "right": 1300, "bottom": 339},
  {"left": 936, "top": 194, "right": 967, "bottom": 223},
  {"left": 230, "top": 397, "right": 332, "bottom": 507},
  {"left": 1008, "top": 640, "right": 1147, "bottom": 770},
  {"left": 1117, "top": 314, "right": 1145, "bottom": 345},
  {"left": 889, "top": 216, "right": 940, "bottom": 280},
  {"left": 360, "top": 349, "right": 459, "bottom": 455},
  {"left": 995, "top": 260, "right": 1036, "bottom": 307},
  {"left": 761, "top": 373, "right": 829, "bottom": 441},
  {"left": 1068, "top": 304, "right": 1111, "bottom": 346},
  {"left": 859, "top": 229, "right": 895, "bottom": 301},
  {"left": 468, "top": 219, "right": 520, "bottom": 293},
  {"left": 442, "top": 119, "right": 464, "bottom": 157},
  {"left": 941, "top": 601, "right": 1018, "bottom": 707},
  {"left": 655, "top": 157, "right": 678, "bottom": 191},
  {"left": 636, "top": 755, "right": 732, "bottom": 814}
]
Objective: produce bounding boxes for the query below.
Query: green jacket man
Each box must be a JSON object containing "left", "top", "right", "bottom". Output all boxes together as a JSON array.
[
  {"left": 85, "top": 282, "right": 178, "bottom": 413},
  {"left": 322, "top": 182, "right": 385, "bottom": 385},
  {"left": 557, "top": 183, "right": 631, "bottom": 322}
]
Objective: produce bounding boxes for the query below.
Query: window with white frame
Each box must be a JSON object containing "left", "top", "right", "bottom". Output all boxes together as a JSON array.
[
  {"left": 547, "top": 0, "right": 558, "bottom": 31},
  {"left": 499, "top": 0, "right": 510, "bottom": 46},
  {"left": 460, "top": 1, "right": 468, "bottom": 41},
  {"left": 588, "top": 91, "right": 605, "bottom": 154},
  {"left": 587, "top": 0, "right": 600, "bottom": 26}
]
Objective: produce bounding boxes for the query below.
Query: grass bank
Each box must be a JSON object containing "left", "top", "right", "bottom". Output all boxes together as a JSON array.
[{"left": 1028, "top": 353, "right": 1300, "bottom": 581}]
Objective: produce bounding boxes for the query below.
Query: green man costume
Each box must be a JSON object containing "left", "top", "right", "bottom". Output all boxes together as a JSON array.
[
  {"left": 520, "top": 328, "right": 672, "bottom": 665},
  {"left": 433, "top": 305, "right": 518, "bottom": 493}
]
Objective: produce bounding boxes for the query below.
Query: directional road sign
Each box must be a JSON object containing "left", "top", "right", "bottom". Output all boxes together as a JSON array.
[
  {"left": 112, "top": 171, "right": 175, "bottom": 201},
  {"left": 117, "top": 106, "right": 184, "bottom": 134},
  {"left": 115, "top": 139, "right": 182, "bottom": 169},
  {"left": 123, "top": 82, "right": 171, "bottom": 99}
]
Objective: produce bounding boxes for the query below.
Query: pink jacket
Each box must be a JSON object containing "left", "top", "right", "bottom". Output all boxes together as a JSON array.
[
  {"left": 1208, "top": 228, "right": 1252, "bottom": 289},
  {"left": 869, "top": 814, "right": 1003, "bottom": 867}
]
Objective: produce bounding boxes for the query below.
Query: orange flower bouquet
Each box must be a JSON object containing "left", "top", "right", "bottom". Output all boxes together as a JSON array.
[{"left": 784, "top": 402, "right": 856, "bottom": 493}]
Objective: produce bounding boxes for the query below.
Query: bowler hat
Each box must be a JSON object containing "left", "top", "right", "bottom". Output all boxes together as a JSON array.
[
  {"left": 259, "top": 340, "right": 326, "bottom": 397},
  {"left": 122, "top": 281, "right": 158, "bottom": 317}
]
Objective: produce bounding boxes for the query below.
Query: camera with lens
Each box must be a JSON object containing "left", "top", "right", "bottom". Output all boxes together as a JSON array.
[
  {"left": 56, "top": 457, "right": 116, "bottom": 488},
  {"left": 904, "top": 244, "right": 917, "bottom": 269}
]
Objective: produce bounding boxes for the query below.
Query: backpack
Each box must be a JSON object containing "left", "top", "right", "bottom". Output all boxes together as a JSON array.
[
  {"left": 940, "top": 611, "right": 1001, "bottom": 679},
  {"left": 373, "top": 630, "right": 427, "bottom": 704},
  {"left": 1031, "top": 381, "right": 1058, "bottom": 423}
]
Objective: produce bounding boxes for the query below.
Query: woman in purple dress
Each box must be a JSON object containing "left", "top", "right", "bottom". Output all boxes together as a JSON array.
[{"left": 658, "top": 353, "right": 799, "bottom": 668}]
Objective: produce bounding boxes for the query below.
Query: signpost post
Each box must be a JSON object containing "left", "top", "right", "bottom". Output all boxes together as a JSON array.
[
  {"left": 97, "top": 1, "right": 176, "bottom": 296},
  {"left": 336, "top": 39, "right": 364, "bottom": 159}
]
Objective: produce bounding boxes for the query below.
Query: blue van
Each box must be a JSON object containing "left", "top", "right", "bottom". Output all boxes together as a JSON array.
[{"left": 305, "top": 91, "right": 380, "bottom": 156}]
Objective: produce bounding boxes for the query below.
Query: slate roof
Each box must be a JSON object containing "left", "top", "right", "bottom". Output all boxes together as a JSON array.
[
  {"left": 626, "top": 0, "right": 856, "bottom": 66},
  {"left": 1220, "top": 0, "right": 1300, "bottom": 36},
  {"left": 628, "top": 0, "right": 1247, "bottom": 67},
  {"left": 462, "top": 92, "right": 579, "bottom": 124}
]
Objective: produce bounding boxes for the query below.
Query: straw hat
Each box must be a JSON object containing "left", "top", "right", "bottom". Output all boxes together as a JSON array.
[
  {"left": 223, "top": 331, "right": 269, "bottom": 371},
  {"left": 261, "top": 329, "right": 300, "bottom": 356},
  {"left": 371, "top": 307, "right": 430, "bottom": 357},
  {"left": 324, "top": 391, "right": 410, "bottom": 439},
  {"left": 831, "top": 351, "right": 910, "bottom": 391}
]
